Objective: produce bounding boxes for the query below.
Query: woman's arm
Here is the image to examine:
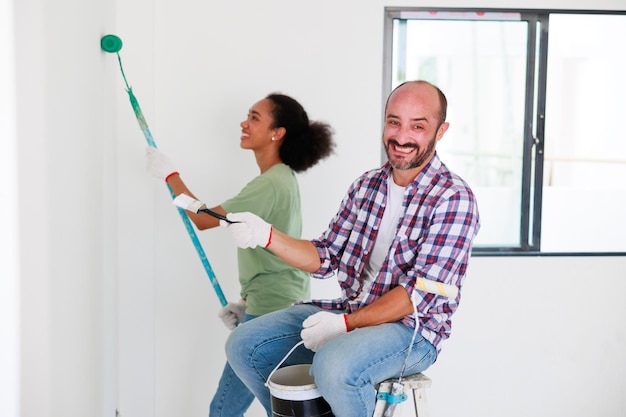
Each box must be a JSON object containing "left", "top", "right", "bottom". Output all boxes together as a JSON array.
[{"left": 166, "top": 173, "right": 222, "bottom": 230}]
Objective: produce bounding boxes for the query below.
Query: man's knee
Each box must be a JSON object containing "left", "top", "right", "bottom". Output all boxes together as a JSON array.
[{"left": 310, "top": 345, "right": 350, "bottom": 390}]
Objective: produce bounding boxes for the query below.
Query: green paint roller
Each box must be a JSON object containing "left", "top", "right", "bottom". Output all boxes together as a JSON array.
[{"left": 101, "top": 34, "right": 228, "bottom": 307}]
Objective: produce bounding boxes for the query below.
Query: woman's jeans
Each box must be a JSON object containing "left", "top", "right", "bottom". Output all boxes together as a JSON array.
[
  {"left": 209, "top": 314, "right": 258, "bottom": 417},
  {"left": 226, "top": 304, "right": 437, "bottom": 417}
]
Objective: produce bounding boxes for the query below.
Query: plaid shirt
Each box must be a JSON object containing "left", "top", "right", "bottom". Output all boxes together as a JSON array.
[{"left": 308, "top": 153, "right": 480, "bottom": 352}]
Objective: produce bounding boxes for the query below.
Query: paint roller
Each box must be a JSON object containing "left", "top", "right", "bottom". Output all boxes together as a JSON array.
[{"left": 101, "top": 34, "right": 228, "bottom": 307}]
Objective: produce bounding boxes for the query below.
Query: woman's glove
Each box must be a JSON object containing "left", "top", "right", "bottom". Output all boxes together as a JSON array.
[
  {"left": 301, "top": 311, "right": 348, "bottom": 352},
  {"left": 221, "top": 212, "right": 273, "bottom": 249},
  {"left": 217, "top": 299, "right": 246, "bottom": 330},
  {"left": 145, "top": 146, "right": 178, "bottom": 181}
]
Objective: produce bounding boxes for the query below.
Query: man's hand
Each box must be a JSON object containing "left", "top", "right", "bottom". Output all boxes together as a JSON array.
[
  {"left": 301, "top": 311, "right": 348, "bottom": 352},
  {"left": 145, "top": 147, "right": 178, "bottom": 180},
  {"left": 221, "top": 212, "right": 272, "bottom": 249},
  {"left": 217, "top": 299, "right": 246, "bottom": 330}
]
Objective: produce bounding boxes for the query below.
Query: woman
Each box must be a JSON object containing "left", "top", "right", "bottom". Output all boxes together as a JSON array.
[{"left": 145, "top": 92, "right": 335, "bottom": 417}]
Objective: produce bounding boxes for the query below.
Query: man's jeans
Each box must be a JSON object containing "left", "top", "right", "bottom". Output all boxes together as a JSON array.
[{"left": 226, "top": 304, "right": 437, "bottom": 417}]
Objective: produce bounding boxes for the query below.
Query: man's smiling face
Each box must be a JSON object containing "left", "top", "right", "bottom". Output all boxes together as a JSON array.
[{"left": 382, "top": 82, "right": 449, "bottom": 173}]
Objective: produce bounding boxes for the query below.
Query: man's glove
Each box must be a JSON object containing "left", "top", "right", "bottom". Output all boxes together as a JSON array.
[
  {"left": 145, "top": 146, "right": 178, "bottom": 181},
  {"left": 301, "top": 311, "right": 348, "bottom": 352},
  {"left": 221, "top": 212, "right": 273, "bottom": 249},
  {"left": 217, "top": 299, "right": 246, "bottom": 330}
]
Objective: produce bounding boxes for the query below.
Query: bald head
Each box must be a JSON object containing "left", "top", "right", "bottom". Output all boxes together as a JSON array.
[{"left": 386, "top": 81, "right": 448, "bottom": 126}]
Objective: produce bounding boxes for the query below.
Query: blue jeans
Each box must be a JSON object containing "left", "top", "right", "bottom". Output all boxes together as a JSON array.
[
  {"left": 225, "top": 304, "right": 437, "bottom": 417},
  {"left": 209, "top": 314, "right": 258, "bottom": 417}
]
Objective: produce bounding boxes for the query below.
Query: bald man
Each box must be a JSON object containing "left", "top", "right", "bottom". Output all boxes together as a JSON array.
[{"left": 223, "top": 81, "right": 481, "bottom": 417}]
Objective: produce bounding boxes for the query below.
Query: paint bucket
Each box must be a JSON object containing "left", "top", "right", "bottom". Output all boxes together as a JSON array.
[
  {"left": 265, "top": 341, "right": 334, "bottom": 417},
  {"left": 268, "top": 364, "right": 334, "bottom": 417}
]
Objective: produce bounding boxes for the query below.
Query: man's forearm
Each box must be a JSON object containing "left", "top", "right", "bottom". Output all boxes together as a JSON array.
[
  {"left": 267, "top": 228, "right": 321, "bottom": 273},
  {"left": 345, "top": 286, "right": 414, "bottom": 331}
]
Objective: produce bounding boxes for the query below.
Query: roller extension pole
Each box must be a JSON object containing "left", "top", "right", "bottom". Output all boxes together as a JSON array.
[{"left": 101, "top": 34, "right": 228, "bottom": 307}]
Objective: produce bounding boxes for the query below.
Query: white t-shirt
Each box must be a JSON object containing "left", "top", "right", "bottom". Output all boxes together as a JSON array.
[{"left": 357, "top": 175, "right": 406, "bottom": 301}]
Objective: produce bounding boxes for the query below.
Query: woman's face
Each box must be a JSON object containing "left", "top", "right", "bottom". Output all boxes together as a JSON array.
[{"left": 239, "top": 98, "right": 276, "bottom": 151}]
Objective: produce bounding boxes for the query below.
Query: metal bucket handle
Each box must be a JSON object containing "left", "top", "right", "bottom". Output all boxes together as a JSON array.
[{"left": 265, "top": 340, "right": 305, "bottom": 388}]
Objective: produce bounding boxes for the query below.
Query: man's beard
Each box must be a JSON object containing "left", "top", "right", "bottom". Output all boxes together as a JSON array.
[{"left": 385, "top": 134, "right": 437, "bottom": 170}]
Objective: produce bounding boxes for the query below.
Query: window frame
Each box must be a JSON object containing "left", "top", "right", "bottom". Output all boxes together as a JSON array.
[{"left": 383, "top": 7, "right": 626, "bottom": 257}]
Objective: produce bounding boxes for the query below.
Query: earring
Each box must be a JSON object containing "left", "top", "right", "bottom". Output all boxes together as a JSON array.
[{"left": 271, "top": 136, "right": 275, "bottom": 141}]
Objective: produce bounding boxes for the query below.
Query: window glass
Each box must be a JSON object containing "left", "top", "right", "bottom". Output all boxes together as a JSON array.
[{"left": 541, "top": 14, "right": 626, "bottom": 252}]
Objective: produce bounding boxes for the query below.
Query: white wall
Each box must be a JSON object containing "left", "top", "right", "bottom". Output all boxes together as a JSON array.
[
  {"left": 13, "top": 0, "right": 118, "bottom": 416},
  {"left": 428, "top": 256, "right": 626, "bottom": 416},
  {"left": 9, "top": 0, "right": 626, "bottom": 417},
  {"left": 1, "top": 0, "right": 19, "bottom": 416}
]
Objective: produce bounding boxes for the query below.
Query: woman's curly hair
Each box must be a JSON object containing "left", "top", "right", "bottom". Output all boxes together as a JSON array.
[{"left": 266, "top": 93, "right": 335, "bottom": 173}]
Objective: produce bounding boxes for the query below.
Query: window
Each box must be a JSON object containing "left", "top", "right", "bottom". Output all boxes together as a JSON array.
[{"left": 384, "top": 8, "right": 626, "bottom": 255}]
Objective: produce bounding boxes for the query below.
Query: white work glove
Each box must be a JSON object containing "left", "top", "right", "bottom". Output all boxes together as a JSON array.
[
  {"left": 217, "top": 299, "right": 246, "bottom": 330},
  {"left": 145, "top": 146, "right": 178, "bottom": 180},
  {"left": 301, "top": 311, "right": 348, "bottom": 352},
  {"left": 221, "top": 212, "right": 273, "bottom": 249}
]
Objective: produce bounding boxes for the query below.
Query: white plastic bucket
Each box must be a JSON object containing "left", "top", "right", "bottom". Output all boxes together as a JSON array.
[{"left": 268, "top": 364, "right": 333, "bottom": 417}]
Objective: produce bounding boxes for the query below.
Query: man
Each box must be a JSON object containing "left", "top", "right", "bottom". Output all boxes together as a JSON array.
[{"left": 221, "top": 80, "right": 480, "bottom": 417}]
